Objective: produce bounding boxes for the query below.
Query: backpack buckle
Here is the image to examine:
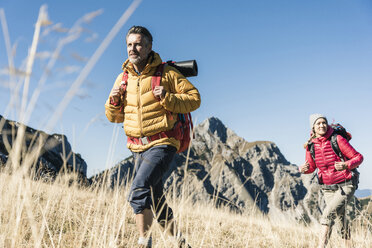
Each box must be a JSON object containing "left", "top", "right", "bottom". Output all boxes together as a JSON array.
[{"left": 140, "top": 137, "right": 150, "bottom": 145}]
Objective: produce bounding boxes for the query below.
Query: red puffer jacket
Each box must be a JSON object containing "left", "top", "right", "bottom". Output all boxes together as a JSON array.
[{"left": 304, "top": 126, "right": 363, "bottom": 185}]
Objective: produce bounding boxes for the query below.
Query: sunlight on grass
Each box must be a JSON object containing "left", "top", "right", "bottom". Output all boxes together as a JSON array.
[{"left": 0, "top": 2, "right": 371, "bottom": 248}]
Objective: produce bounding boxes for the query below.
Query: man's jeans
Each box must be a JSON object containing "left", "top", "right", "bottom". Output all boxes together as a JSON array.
[{"left": 128, "top": 145, "right": 176, "bottom": 224}]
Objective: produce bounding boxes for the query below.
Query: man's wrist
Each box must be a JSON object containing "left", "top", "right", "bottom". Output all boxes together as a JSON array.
[
  {"left": 160, "top": 91, "right": 167, "bottom": 100},
  {"left": 110, "top": 96, "right": 120, "bottom": 106}
]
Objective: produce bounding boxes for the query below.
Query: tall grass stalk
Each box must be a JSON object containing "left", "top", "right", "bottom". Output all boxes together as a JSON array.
[
  {"left": 0, "top": 8, "right": 15, "bottom": 83},
  {"left": 45, "top": 0, "right": 142, "bottom": 133},
  {"left": 0, "top": 0, "right": 141, "bottom": 181},
  {"left": 1, "top": 1, "right": 371, "bottom": 248}
]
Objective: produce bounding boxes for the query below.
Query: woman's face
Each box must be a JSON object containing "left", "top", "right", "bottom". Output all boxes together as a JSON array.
[{"left": 313, "top": 118, "right": 328, "bottom": 137}]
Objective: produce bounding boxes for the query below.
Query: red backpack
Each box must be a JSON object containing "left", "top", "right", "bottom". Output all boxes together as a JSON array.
[{"left": 120, "top": 63, "right": 193, "bottom": 153}]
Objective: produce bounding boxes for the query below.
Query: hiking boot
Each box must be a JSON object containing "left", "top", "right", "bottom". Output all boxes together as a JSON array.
[
  {"left": 178, "top": 237, "right": 191, "bottom": 248},
  {"left": 137, "top": 236, "right": 152, "bottom": 248}
]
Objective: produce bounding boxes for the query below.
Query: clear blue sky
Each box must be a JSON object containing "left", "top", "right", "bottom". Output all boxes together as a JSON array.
[{"left": 1, "top": 0, "right": 371, "bottom": 189}]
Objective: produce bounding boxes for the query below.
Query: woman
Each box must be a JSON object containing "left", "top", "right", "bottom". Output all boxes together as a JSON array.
[{"left": 299, "top": 114, "right": 363, "bottom": 248}]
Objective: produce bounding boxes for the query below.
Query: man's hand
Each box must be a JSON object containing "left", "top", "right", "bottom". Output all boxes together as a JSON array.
[
  {"left": 110, "top": 86, "right": 122, "bottom": 105},
  {"left": 299, "top": 161, "right": 310, "bottom": 173},
  {"left": 334, "top": 162, "right": 348, "bottom": 171},
  {"left": 153, "top": 86, "right": 166, "bottom": 99}
]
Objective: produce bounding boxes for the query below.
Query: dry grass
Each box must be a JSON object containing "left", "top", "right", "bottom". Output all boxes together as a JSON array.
[
  {"left": 0, "top": 170, "right": 370, "bottom": 248},
  {"left": 1, "top": 3, "right": 372, "bottom": 248}
]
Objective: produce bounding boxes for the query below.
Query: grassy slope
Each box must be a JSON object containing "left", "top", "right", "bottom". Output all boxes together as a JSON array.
[
  {"left": 1, "top": 4, "right": 369, "bottom": 247},
  {"left": 359, "top": 196, "right": 372, "bottom": 215},
  {"left": 0, "top": 172, "right": 371, "bottom": 248}
]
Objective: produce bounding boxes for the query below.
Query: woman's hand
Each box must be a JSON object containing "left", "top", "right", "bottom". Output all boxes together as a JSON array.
[
  {"left": 299, "top": 161, "right": 310, "bottom": 173},
  {"left": 334, "top": 162, "right": 348, "bottom": 171}
]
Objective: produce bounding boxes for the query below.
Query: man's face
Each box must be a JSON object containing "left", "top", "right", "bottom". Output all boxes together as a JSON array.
[{"left": 126, "top": 33, "right": 152, "bottom": 65}]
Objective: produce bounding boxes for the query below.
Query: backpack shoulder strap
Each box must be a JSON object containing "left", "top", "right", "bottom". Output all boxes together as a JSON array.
[
  {"left": 120, "top": 70, "right": 129, "bottom": 92},
  {"left": 151, "top": 63, "right": 166, "bottom": 101},
  {"left": 330, "top": 133, "right": 345, "bottom": 161},
  {"left": 307, "top": 142, "right": 320, "bottom": 183},
  {"left": 308, "top": 142, "right": 315, "bottom": 162},
  {"left": 151, "top": 63, "right": 174, "bottom": 120}
]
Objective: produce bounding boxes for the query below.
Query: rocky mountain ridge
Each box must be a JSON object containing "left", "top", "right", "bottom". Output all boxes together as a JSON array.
[
  {"left": 0, "top": 114, "right": 87, "bottom": 178},
  {"left": 1, "top": 113, "right": 360, "bottom": 222},
  {"left": 92, "top": 117, "right": 323, "bottom": 221},
  {"left": 355, "top": 189, "right": 372, "bottom": 198}
]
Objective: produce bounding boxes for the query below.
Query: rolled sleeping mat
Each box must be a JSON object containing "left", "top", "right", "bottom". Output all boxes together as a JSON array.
[{"left": 166, "top": 60, "right": 198, "bottom": 77}]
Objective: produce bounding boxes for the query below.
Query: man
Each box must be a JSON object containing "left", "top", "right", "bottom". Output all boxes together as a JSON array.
[{"left": 105, "top": 26, "right": 200, "bottom": 247}]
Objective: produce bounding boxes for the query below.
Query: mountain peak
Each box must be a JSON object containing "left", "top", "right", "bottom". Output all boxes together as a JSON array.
[{"left": 200, "top": 117, "right": 228, "bottom": 143}]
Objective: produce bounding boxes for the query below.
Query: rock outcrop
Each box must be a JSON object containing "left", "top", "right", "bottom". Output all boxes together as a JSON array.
[
  {"left": 91, "top": 117, "right": 362, "bottom": 222},
  {"left": 0, "top": 114, "right": 87, "bottom": 178},
  {"left": 92, "top": 117, "right": 310, "bottom": 219}
]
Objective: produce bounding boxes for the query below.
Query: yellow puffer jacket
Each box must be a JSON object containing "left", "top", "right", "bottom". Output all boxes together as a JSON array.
[{"left": 105, "top": 52, "right": 201, "bottom": 152}]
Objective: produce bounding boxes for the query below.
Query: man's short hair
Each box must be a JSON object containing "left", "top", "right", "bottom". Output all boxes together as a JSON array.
[{"left": 126, "top": 26, "right": 153, "bottom": 45}]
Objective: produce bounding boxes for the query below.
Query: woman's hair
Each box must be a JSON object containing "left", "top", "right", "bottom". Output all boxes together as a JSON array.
[{"left": 303, "top": 128, "right": 316, "bottom": 149}]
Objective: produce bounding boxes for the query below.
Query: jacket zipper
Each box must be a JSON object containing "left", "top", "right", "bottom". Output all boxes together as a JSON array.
[{"left": 137, "top": 78, "right": 144, "bottom": 136}]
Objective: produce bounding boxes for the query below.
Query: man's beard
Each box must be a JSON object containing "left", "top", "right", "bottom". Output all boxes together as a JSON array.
[{"left": 129, "top": 55, "right": 143, "bottom": 65}]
